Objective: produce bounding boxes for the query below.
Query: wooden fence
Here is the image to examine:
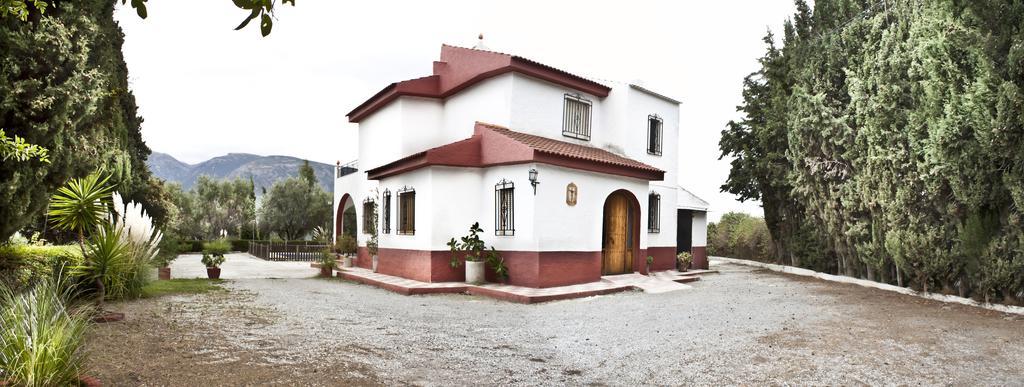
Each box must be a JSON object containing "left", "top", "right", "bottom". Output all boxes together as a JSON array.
[{"left": 248, "top": 241, "right": 330, "bottom": 262}]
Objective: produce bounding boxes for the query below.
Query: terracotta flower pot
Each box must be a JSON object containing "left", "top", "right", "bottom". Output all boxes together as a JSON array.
[
  {"left": 206, "top": 267, "right": 221, "bottom": 279},
  {"left": 79, "top": 375, "right": 102, "bottom": 387},
  {"left": 158, "top": 267, "right": 171, "bottom": 280},
  {"left": 92, "top": 311, "right": 124, "bottom": 323},
  {"left": 320, "top": 266, "right": 333, "bottom": 277}
]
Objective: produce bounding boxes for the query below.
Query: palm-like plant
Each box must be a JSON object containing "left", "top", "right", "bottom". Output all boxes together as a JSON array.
[
  {"left": 47, "top": 173, "right": 114, "bottom": 246},
  {"left": 72, "top": 224, "right": 129, "bottom": 308}
]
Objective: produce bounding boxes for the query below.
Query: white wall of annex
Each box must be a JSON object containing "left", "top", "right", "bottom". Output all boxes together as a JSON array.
[{"left": 692, "top": 211, "right": 707, "bottom": 247}]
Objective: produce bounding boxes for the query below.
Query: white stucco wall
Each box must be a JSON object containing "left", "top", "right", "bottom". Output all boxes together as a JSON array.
[
  {"left": 508, "top": 74, "right": 603, "bottom": 147},
  {"left": 441, "top": 74, "right": 513, "bottom": 139},
  {"left": 350, "top": 163, "right": 657, "bottom": 253},
  {"left": 692, "top": 211, "right": 708, "bottom": 247},
  {"left": 530, "top": 164, "right": 650, "bottom": 252}
]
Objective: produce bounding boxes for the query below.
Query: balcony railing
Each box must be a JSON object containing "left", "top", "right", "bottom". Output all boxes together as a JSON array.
[{"left": 336, "top": 160, "right": 358, "bottom": 178}]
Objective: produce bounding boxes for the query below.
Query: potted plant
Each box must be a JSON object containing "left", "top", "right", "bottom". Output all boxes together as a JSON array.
[
  {"left": 677, "top": 251, "right": 693, "bottom": 272},
  {"left": 202, "top": 239, "right": 230, "bottom": 279},
  {"left": 201, "top": 253, "right": 225, "bottom": 279},
  {"left": 318, "top": 248, "right": 337, "bottom": 277},
  {"left": 448, "top": 222, "right": 504, "bottom": 284},
  {"left": 336, "top": 235, "right": 357, "bottom": 268},
  {"left": 646, "top": 255, "right": 655, "bottom": 275},
  {"left": 155, "top": 235, "right": 181, "bottom": 280}
]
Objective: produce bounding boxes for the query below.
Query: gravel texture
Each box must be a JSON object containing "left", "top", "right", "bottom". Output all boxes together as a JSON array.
[{"left": 86, "top": 262, "right": 1024, "bottom": 385}]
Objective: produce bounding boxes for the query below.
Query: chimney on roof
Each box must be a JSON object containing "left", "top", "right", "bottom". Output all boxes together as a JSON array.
[{"left": 473, "top": 33, "right": 489, "bottom": 50}]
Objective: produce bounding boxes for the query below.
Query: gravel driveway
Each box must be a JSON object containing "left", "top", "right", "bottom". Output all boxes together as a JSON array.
[
  {"left": 87, "top": 261, "right": 1024, "bottom": 385},
  {"left": 169, "top": 252, "right": 318, "bottom": 279}
]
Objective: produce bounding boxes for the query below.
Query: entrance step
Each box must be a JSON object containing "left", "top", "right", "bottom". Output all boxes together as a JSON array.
[{"left": 601, "top": 273, "right": 693, "bottom": 294}]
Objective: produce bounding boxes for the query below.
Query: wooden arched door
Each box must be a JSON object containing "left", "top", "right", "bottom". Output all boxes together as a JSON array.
[{"left": 602, "top": 191, "right": 635, "bottom": 275}]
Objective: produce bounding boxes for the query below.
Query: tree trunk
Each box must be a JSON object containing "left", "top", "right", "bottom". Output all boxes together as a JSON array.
[
  {"left": 896, "top": 265, "right": 903, "bottom": 287},
  {"left": 95, "top": 278, "right": 105, "bottom": 310}
]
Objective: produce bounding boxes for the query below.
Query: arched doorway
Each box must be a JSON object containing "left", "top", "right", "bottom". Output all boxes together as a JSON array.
[
  {"left": 602, "top": 190, "right": 640, "bottom": 275},
  {"left": 335, "top": 194, "right": 357, "bottom": 241}
]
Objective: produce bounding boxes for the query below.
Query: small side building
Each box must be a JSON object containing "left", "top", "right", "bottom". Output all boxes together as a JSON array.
[{"left": 676, "top": 186, "right": 709, "bottom": 270}]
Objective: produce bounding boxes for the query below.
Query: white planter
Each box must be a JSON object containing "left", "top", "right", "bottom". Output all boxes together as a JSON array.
[
  {"left": 342, "top": 255, "right": 353, "bottom": 268},
  {"left": 372, "top": 255, "right": 379, "bottom": 272},
  {"left": 465, "top": 260, "right": 486, "bottom": 284}
]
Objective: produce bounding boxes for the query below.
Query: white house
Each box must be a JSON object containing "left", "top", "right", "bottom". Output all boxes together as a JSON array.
[{"left": 334, "top": 44, "right": 708, "bottom": 288}]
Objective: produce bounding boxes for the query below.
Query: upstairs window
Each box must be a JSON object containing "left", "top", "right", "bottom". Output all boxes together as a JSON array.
[
  {"left": 562, "top": 94, "right": 592, "bottom": 141},
  {"left": 647, "top": 115, "right": 663, "bottom": 156},
  {"left": 382, "top": 189, "right": 391, "bottom": 234},
  {"left": 362, "top": 198, "right": 376, "bottom": 234},
  {"left": 648, "top": 192, "right": 661, "bottom": 233},
  {"left": 495, "top": 179, "right": 515, "bottom": 236},
  {"left": 397, "top": 187, "right": 415, "bottom": 235}
]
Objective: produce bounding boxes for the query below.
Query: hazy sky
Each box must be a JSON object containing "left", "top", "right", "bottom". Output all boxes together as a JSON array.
[{"left": 114, "top": 1, "right": 802, "bottom": 221}]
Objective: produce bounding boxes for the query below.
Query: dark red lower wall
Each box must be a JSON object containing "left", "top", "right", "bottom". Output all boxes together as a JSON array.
[
  {"left": 356, "top": 246, "right": 679, "bottom": 288},
  {"left": 647, "top": 246, "right": 677, "bottom": 271},
  {"left": 691, "top": 246, "right": 708, "bottom": 270}
]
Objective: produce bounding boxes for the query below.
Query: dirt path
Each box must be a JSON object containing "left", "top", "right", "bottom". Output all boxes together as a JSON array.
[{"left": 84, "top": 263, "right": 1024, "bottom": 385}]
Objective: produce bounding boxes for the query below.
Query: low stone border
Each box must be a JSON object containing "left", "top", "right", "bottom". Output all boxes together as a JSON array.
[{"left": 712, "top": 256, "right": 1024, "bottom": 316}]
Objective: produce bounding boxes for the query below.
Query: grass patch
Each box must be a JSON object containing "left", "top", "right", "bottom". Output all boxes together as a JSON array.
[{"left": 141, "top": 279, "right": 225, "bottom": 298}]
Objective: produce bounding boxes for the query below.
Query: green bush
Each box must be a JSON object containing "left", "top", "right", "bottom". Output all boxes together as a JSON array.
[
  {"left": 201, "top": 239, "right": 231, "bottom": 257},
  {"left": 0, "top": 276, "right": 90, "bottom": 386},
  {"left": 229, "top": 239, "right": 249, "bottom": 252},
  {"left": 335, "top": 235, "right": 357, "bottom": 255},
  {"left": 0, "top": 244, "right": 81, "bottom": 292},
  {"left": 707, "top": 212, "right": 775, "bottom": 262}
]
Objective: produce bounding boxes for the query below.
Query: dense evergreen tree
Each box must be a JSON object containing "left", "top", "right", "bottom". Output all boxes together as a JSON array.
[
  {"left": 722, "top": 0, "right": 1024, "bottom": 303},
  {"left": 0, "top": 0, "right": 169, "bottom": 239}
]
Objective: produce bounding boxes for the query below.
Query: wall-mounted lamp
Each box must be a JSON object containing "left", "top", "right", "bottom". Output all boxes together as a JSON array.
[{"left": 528, "top": 168, "right": 539, "bottom": 194}]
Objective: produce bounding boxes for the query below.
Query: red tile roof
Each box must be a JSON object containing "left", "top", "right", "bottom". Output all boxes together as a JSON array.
[
  {"left": 347, "top": 45, "right": 611, "bottom": 123},
  {"left": 479, "top": 123, "right": 662, "bottom": 173},
  {"left": 365, "top": 122, "right": 664, "bottom": 181}
]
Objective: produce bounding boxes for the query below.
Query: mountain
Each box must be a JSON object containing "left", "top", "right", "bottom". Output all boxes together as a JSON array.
[{"left": 147, "top": 152, "right": 334, "bottom": 193}]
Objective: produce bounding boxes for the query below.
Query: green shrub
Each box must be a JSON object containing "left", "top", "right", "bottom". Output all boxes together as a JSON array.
[
  {"left": 335, "top": 235, "right": 357, "bottom": 255},
  {"left": 319, "top": 248, "right": 338, "bottom": 270},
  {"left": 202, "top": 239, "right": 231, "bottom": 257},
  {"left": 229, "top": 239, "right": 249, "bottom": 252},
  {"left": 0, "top": 276, "right": 90, "bottom": 386},
  {"left": 707, "top": 212, "right": 775, "bottom": 262},
  {"left": 0, "top": 244, "right": 81, "bottom": 292}
]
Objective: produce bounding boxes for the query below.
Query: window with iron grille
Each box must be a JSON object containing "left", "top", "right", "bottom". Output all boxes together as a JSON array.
[
  {"left": 648, "top": 192, "right": 661, "bottom": 233},
  {"left": 397, "top": 187, "right": 415, "bottom": 235},
  {"left": 562, "top": 94, "right": 592, "bottom": 141},
  {"left": 647, "top": 115, "right": 663, "bottom": 156},
  {"left": 382, "top": 189, "right": 391, "bottom": 234},
  {"left": 495, "top": 180, "right": 514, "bottom": 236},
  {"left": 362, "top": 198, "right": 376, "bottom": 234}
]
